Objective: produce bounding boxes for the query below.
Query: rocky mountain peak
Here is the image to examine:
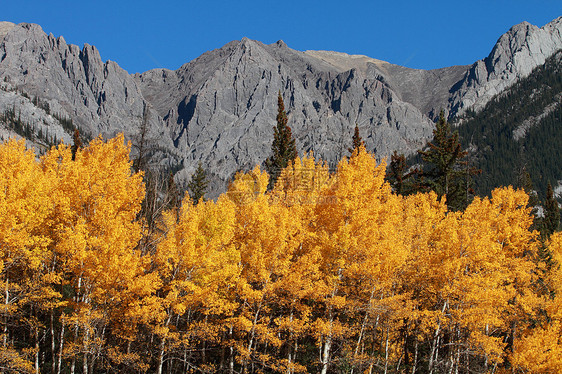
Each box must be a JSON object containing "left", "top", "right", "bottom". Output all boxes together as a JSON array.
[
  {"left": 0, "top": 22, "right": 15, "bottom": 40},
  {"left": 448, "top": 17, "right": 562, "bottom": 116},
  {"left": 0, "top": 21, "right": 175, "bottom": 162},
  {"left": 1, "top": 17, "right": 561, "bottom": 197},
  {"left": 274, "top": 40, "right": 287, "bottom": 48}
]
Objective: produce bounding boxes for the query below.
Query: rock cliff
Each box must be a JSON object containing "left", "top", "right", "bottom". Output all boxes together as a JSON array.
[
  {"left": 0, "top": 17, "right": 561, "bottom": 197},
  {"left": 449, "top": 16, "right": 562, "bottom": 116}
]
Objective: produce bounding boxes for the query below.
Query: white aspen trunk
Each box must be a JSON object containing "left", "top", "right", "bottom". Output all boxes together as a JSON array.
[
  {"left": 384, "top": 325, "right": 390, "bottom": 374},
  {"left": 454, "top": 326, "right": 461, "bottom": 374},
  {"left": 447, "top": 325, "right": 456, "bottom": 374},
  {"left": 229, "top": 326, "right": 234, "bottom": 374},
  {"left": 320, "top": 331, "right": 332, "bottom": 374},
  {"left": 82, "top": 333, "right": 88, "bottom": 374},
  {"left": 157, "top": 315, "right": 172, "bottom": 374},
  {"left": 244, "top": 295, "right": 265, "bottom": 373},
  {"left": 157, "top": 337, "right": 165, "bottom": 374},
  {"left": 448, "top": 351, "right": 454, "bottom": 374},
  {"left": 351, "top": 312, "right": 368, "bottom": 374},
  {"left": 91, "top": 324, "right": 106, "bottom": 373},
  {"left": 287, "top": 310, "right": 293, "bottom": 374},
  {"left": 82, "top": 304, "right": 90, "bottom": 374},
  {"left": 51, "top": 312, "right": 56, "bottom": 374},
  {"left": 320, "top": 269, "right": 343, "bottom": 374},
  {"left": 411, "top": 340, "right": 418, "bottom": 374},
  {"left": 57, "top": 318, "right": 65, "bottom": 374},
  {"left": 248, "top": 305, "right": 262, "bottom": 353},
  {"left": 430, "top": 334, "right": 441, "bottom": 374},
  {"left": 429, "top": 300, "right": 448, "bottom": 374},
  {"left": 291, "top": 340, "right": 298, "bottom": 374},
  {"left": 3, "top": 277, "right": 9, "bottom": 348},
  {"left": 70, "top": 324, "right": 78, "bottom": 374},
  {"left": 34, "top": 325, "right": 39, "bottom": 374},
  {"left": 351, "top": 286, "right": 376, "bottom": 374},
  {"left": 71, "top": 274, "right": 83, "bottom": 374},
  {"left": 484, "top": 323, "right": 489, "bottom": 371}
]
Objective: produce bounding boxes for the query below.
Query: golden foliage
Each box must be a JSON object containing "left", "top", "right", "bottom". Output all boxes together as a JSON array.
[{"left": 0, "top": 136, "right": 549, "bottom": 373}]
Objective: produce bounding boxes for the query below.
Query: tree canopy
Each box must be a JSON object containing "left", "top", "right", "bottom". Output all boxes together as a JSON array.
[{"left": 0, "top": 135, "right": 557, "bottom": 373}]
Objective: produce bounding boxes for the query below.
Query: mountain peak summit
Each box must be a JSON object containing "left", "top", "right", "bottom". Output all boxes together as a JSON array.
[{"left": 0, "top": 21, "right": 15, "bottom": 40}]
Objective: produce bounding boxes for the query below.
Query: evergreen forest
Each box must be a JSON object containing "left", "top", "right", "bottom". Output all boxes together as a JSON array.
[{"left": 456, "top": 50, "right": 562, "bottom": 199}]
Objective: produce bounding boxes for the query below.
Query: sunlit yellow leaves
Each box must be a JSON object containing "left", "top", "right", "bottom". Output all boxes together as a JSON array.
[
  {"left": 0, "top": 345, "right": 34, "bottom": 373},
  {"left": 227, "top": 165, "right": 268, "bottom": 205},
  {"left": 0, "top": 135, "right": 549, "bottom": 373},
  {"left": 510, "top": 232, "right": 562, "bottom": 372},
  {"left": 155, "top": 194, "right": 239, "bottom": 316},
  {"left": 0, "top": 138, "right": 54, "bottom": 279}
]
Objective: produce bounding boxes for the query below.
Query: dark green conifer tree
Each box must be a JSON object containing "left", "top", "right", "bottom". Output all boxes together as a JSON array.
[
  {"left": 418, "top": 110, "right": 479, "bottom": 210},
  {"left": 71, "top": 128, "right": 82, "bottom": 161},
  {"left": 265, "top": 92, "right": 297, "bottom": 189},
  {"left": 348, "top": 124, "right": 365, "bottom": 154},
  {"left": 388, "top": 151, "right": 420, "bottom": 195},
  {"left": 543, "top": 181, "right": 560, "bottom": 237},
  {"left": 517, "top": 165, "right": 541, "bottom": 231},
  {"left": 188, "top": 161, "right": 209, "bottom": 204}
]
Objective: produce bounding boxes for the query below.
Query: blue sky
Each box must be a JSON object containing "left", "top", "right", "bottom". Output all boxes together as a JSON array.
[{"left": 4, "top": 1, "right": 561, "bottom": 74}]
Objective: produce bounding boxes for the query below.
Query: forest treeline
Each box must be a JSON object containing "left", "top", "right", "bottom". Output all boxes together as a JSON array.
[
  {"left": 456, "top": 49, "right": 562, "bottom": 199},
  {"left": 0, "top": 135, "right": 561, "bottom": 373}
]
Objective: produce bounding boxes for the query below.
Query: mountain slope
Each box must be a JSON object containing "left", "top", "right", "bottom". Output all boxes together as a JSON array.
[
  {"left": 135, "top": 38, "right": 435, "bottom": 188},
  {"left": 457, "top": 49, "right": 562, "bottom": 198},
  {"left": 0, "top": 22, "right": 179, "bottom": 163},
  {"left": 449, "top": 16, "right": 562, "bottom": 117},
  {"left": 0, "top": 17, "right": 561, "bottom": 197}
]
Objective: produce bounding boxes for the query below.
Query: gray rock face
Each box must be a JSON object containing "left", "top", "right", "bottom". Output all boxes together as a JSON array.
[
  {"left": 449, "top": 16, "right": 562, "bottom": 116},
  {"left": 304, "top": 50, "right": 470, "bottom": 119},
  {"left": 0, "top": 22, "right": 176, "bottom": 163},
  {"left": 0, "top": 79, "right": 71, "bottom": 147},
  {"left": 1, "top": 17, "right": 561, "bottom": 197},
  {"left": 136, "top": 39, "right": 435, "bottom": 192},
  {"left": 0, "top": 22, "right": 15, "bottom": 41}
]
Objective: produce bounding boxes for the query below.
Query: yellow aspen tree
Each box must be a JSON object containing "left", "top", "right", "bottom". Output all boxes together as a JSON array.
[
  {"left": 270, "top": 154, "right": 331, "bottom": 374},
  {"left": 0, "top": 139, "right": 57, "bottom": 373},
  {"left": 227, "top": 166, "right": 304, "bottom": 372},
  {"left": 41, "top": 135, "right": 155, "bottom": 373},
  {"left": 511, "top": 232, "right": 562, "bottom": 373},
  {"left": 396, "top": 191, "right": 448, "bottom": 373},
  {"left": 400, "top": 187, "right": 540, "bottom": 373},
  {"left": 153, "top": 194, "right": 239, "bottom": 374},
  {"left": 309, "top": 147, "right": 409, "bottom": 374}
]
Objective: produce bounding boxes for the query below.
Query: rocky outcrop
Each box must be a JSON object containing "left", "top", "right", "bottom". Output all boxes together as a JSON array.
[
  {"left": 0, "top": 22, "right": 15, "bottom": 41},
  {"left": 0, "top": 22, "right": 178, "bottom": 164},
  {"left": 135, "top": 38, "right": 435, "bottom": 190},
  {"left": 1, "top": 17, "right": 561, "bottom": 197},
  {"left": 449, "top": 16, "right": 562, "bottom": 116},
  {"left": 305, "top": 50, "right": 470, "bottom": 119}
]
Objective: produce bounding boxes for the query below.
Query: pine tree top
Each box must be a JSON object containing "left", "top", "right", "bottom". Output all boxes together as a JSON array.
[
  {"left": 188, "top": 161, "right": 208, "bottom": 204},
  {"left": 265, "top": 92, "right": 297, "bottom": 189},
  {"left": 348, "top": 124, "right": 365, "bottom": 155}
]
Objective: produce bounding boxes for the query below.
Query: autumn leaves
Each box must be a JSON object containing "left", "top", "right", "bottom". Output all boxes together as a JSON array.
[{"left": 0, "top": 137, "right": 557, "bottom": 373}]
